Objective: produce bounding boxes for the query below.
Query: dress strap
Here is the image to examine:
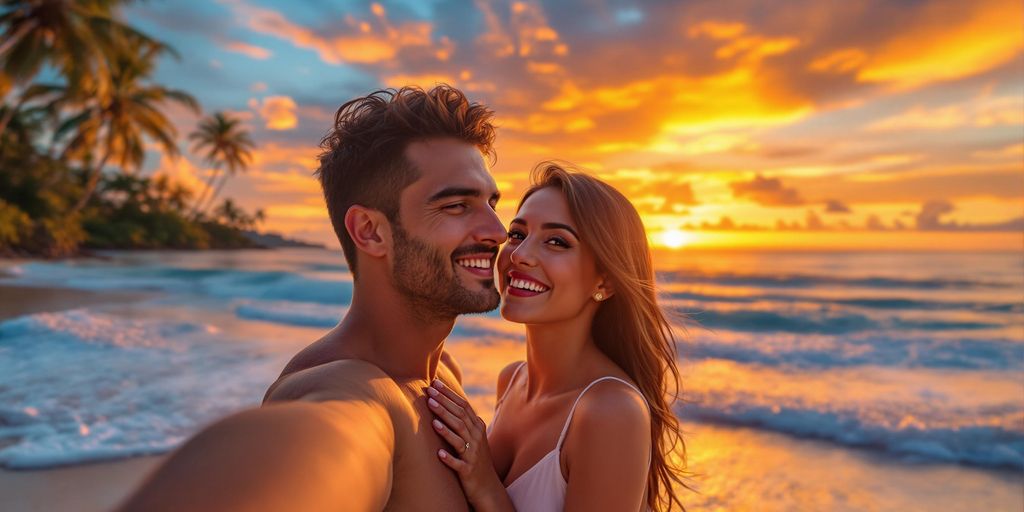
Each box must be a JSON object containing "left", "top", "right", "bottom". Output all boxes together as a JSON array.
[
  {"left": 489, "top": 362, "right": 527, "bottom": 433},
  {"left": 495, "top": 361, "right": 527, "bottom": 408},
  {"left": 555, "top": 377, "right": 649, "bottom": 450}
]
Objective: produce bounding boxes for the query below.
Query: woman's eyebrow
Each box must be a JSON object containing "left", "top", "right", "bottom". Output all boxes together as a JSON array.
[
  {"left": 510, "top": 218, "right": 579, "bottom": 239},
  {"left": 542, "top": 222, "right": 579, "bottom": 239}
]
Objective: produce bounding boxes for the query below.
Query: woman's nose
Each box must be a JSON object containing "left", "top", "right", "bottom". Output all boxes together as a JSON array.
[{"left": 509, "top": 241, "right": 538, "bottom": 267}]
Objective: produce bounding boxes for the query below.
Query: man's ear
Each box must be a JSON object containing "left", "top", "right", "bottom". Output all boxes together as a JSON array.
[{"left": 344, "top": 205, "right": 392, "bottom": 260}]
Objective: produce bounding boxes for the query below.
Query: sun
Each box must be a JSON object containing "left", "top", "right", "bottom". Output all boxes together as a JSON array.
[{"left": 659, "top": 229, "right": 695, "bottom": 250}]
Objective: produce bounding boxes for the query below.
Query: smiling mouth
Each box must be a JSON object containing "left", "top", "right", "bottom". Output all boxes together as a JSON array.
[
  {"left": 455, "top": 256, "right": 495, "bottom": 278},
  {"left": 505, "top": 272, "right": 550, "bottom": 297}
]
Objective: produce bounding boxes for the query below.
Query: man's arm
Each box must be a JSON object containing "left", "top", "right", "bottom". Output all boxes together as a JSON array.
[{"left": 118, "top": 400, "right": 395, "bottom": 512}]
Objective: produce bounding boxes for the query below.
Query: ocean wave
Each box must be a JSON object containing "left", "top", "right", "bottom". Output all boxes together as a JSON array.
[
  {"left": 682, "top": 332, "right": 1024, "bottom": 371},
  {"left": 665, "top": 290, "right": 1022, "bottom": 315},
  {"left": 684, "top": 401, "right": 1023, "bottom": 470},
  {"left": 682, "top": 360, "right": 1024, "bottom": 470},
  {"left": 0, "top": 309, "right": 282, "bottom": 469},
  {"left": 10, "top": 262, "right": 354, "bottom": 305},
  {"left": 235, "top": 301, "right": 345, "bottom": 328},
  {"left": 677, "top": 308, "right": 1005, "bottom": 335},
  {"left": 658, "top": 271, "right": 1009, "bottom": 291}
]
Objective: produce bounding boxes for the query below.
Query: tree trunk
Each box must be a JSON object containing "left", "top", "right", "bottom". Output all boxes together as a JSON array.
[
  {"left": 189, "top": 167, "right": 221, "bottom": 220},
  {"left": 69, "top": 150, "right": 111, "bottom": 215},
  {"left": 201, "top": 173, "right": 229, "bottom": 218}
]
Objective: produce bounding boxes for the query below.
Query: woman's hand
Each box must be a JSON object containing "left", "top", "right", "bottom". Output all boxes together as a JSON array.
[{"left": 427, "top": 379, "right": 514, "bottom": 512}]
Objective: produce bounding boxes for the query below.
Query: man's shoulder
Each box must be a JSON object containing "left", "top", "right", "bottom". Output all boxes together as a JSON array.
[{"left": 265, "top": 357, "right": 401, "bottom": 405}]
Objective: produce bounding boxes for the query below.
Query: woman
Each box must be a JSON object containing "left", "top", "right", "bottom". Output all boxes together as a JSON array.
[{"left": 425, "top": 163, "right": 688, "bottom": 511}]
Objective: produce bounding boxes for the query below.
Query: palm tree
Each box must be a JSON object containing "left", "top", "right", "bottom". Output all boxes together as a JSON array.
[
  {"left": 51, "top": 37, "right": 199, "bottom": 214},
  {"left": 188, "top": 111, "right": 254, "bottom": 218},
  {"left": 0, "top": 0, "right": 165, "bottom": 134},
  {"left": 213, "top": 198, "right": 264, "bottom": 231}
]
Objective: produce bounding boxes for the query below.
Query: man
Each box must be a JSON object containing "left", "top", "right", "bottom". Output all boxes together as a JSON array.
[{"left": 119, "top": 85, "right": 506, "bottom": 511}]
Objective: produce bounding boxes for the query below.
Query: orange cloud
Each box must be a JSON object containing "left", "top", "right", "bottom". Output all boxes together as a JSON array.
[
  {"left": 257, "top": 96, "right": 298, "bottom": 130},
  {"left": 382, "top": 73, "right": 458, "bottom": 89},
  {"left": 866, "top": 93, "right": 1023, "bottom": 132},
  {"left": 687, "top": 20, "right": 747, "bottom": 40},
  {"left": 474, "top": 0, "right": 515, "bottom": 57},
  {"left": 224, "top": 41, "right": 272, "bottom": 60},
  {"left": 973, "top": 143, "right": 1024, "bottom": 160},
  {"left": 150, "top": 154, "right": 209, "bottom": 195},
  {"left": 688, "top": 19, "right": 799, "bottom": 65},
  {"left": 808, "top": 48, "right": 868, "bottom": 74},
  {"left": 224, "top": 0, "right": 441, "bottom": 65},
  {"left": 249, "top": 142, "right": 319, "bottom": 170},
  {"left": 856, "top": 0, "right": 1023, "bottom": 89},
  {"left": 511, "top": 1, "right": 565, "bottom": 58},
  {"left": 730, "top": 174, "right": 805, "bottom": 206}
]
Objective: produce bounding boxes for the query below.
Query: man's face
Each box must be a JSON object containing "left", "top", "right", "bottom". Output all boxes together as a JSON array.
[{"left": 389, "top": 138, "right": 507, "bottom": 319}]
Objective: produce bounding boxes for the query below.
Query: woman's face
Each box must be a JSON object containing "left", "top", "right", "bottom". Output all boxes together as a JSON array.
[{"left": 497, "top": 186, "right": 605, "bottom": 324}]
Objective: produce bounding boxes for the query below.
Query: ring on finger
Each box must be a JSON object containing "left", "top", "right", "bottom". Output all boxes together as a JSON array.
[{"left": 462, "top": 441, "right": 470, "bottom": 454}]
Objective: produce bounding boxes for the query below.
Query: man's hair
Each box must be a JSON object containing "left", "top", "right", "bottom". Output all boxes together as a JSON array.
[{"left": 315, "top": 85, "right": 496, "bottom": 277}]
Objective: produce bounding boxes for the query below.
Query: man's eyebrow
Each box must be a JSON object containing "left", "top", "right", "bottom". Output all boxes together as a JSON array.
[
  {"left": 427, "top": 187, "right": 481, "bottom": 203},
  {"left": 510, "top": 218, "right": 579, "bottom": 239},
  {"left": 427, "top": 187, "right": 501, "bottom": 204}
]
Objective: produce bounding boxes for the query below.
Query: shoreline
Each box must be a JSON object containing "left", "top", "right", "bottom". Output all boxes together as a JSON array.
[
  {"left": 0, "top": 456, "right": 165, "bottom": 512},
  {"left": 0, "top": 284, "right": 152, "bottom": 321},
  {"left": 2, "top": 422, "right": 1020, "bottom": 512}
]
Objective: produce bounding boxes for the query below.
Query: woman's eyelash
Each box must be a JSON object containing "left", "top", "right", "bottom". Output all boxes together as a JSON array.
[{"left": 507, "top": 230, "right": 570, "bottom": 247}]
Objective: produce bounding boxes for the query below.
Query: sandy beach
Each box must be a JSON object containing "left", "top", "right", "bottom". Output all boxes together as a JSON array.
[
  {"left": 0, "top": 285, "right": 149, "bottom": 322},
  {"left": 0, "top": 456, "right": 164, "bottom": 512}
]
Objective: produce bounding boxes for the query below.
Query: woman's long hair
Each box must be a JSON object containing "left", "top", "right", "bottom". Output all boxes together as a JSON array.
[{"left": 520, "top": 162, "right": 690, "bottom": 511}]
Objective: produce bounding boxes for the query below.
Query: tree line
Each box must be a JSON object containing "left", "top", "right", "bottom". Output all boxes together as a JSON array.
[{"left": 1, "top": 0, "right": 267, "bottom": 257}]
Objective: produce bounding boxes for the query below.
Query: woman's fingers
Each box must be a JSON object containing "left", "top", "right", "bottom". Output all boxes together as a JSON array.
[
  {"left": 426, "top": 384, "right": 467, "bottom": 419},
  {"left": 432, "top": 379, "right": 472, "bottom": 412},
  {"left": 430, "top": 380, "right": 487, "bottom": 432},
  {"left": 438, "top": 449, "right": 468, "bottom": 474},
  {"left": 432, "top": 418, "right": 468, "bottom": 456},
  {"left": 428, "top": 396, "right": 472, "bottom": 440}
]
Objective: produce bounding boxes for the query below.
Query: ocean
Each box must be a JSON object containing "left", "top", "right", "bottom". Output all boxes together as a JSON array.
[{"left": 0, "top": 248, "right": 1020, "bottom": 510}]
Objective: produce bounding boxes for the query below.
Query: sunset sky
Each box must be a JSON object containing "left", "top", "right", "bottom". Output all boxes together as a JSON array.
[{"left": 125, "top": 0, "right": 1022, "bottom": 250}]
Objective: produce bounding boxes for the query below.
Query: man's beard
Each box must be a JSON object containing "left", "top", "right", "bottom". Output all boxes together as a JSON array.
[{"left": 391, "top": 222, "right": 499, "bottom": 320}]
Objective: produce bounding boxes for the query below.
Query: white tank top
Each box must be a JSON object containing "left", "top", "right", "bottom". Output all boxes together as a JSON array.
[{"left": 489, "top": 362, "right": 651, "bottom": 512}]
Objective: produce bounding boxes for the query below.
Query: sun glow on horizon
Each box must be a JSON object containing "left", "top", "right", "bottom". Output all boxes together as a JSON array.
[{"left": 657, "top": 229, "right": 697, "bottom": 250}]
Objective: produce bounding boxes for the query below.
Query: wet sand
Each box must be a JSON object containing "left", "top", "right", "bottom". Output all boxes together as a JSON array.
[
  {"left": 0, "top": 456, "right": 164, "bottom": 512},
  {"left": 0, "top": 284, "right": 149, "bottom": 321}
]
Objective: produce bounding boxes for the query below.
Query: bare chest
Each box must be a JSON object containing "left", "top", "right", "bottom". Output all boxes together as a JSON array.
[{"left": 384, "top": 390, "right": 470, "bottom": 511}]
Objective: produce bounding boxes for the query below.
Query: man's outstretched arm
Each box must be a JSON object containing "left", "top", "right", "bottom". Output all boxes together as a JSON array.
[{"left": 117, "top": 400, "right": 395, "bottom": 512}]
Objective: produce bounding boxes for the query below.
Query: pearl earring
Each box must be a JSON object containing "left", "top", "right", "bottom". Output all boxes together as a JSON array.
[{"left": 594, "top": 292, "right": 604, "bottom": 301}]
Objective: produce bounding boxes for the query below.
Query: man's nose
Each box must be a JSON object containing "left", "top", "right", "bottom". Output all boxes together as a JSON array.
[{"left": 475, "top": 206, "right": 508, "bottom": 246}]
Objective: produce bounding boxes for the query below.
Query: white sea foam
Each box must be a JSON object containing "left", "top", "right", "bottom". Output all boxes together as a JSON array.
[
  {"left": 0, "top": 309, "right": 284, "bottom": 468},
  {"left": 681, "top": 359, "right": 1024, "bottom": 469},
  {"left": 234, "top": 300, "right": 345, "bottom": 328}
]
